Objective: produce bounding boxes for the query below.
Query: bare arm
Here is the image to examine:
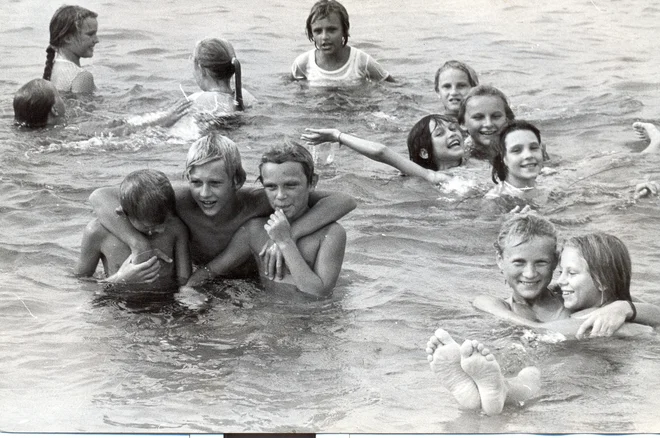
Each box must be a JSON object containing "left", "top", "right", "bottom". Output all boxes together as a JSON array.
[
  {"left": 266, "top": 210, "right": 346, "bottom": 297},
  {"left": 88, "top": 187, "right": 152, "bottom": 256},
  {"left": 74, "top": 221, "right": 103, "bottom": 277},
  {"left": 301, "top": 128, "right": 448, "bottom": 184},
  {"left": 576, "top": 299, "right": 660, "bottom": 338},
  {"left": 186, "top": 225, "right": 253, "bottom": 286},
  {"left": 71, "top": 71, "right": 95, "bottom": 94},
  {"left": 173, "top": 220, "right": 192, "bottom": 286}
]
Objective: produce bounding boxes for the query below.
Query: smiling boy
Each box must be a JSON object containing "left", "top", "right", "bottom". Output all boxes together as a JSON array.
[
  {"left": 186, "top": 141, "right": 346, "bottom": 297},
  {"left": 89, "top": 133, "right": 355, "bottom": 280}
]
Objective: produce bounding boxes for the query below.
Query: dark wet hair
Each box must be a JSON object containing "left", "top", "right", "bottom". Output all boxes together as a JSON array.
[
  {"left": 194, "top": 38, "right": 244, "bottom": 111},
  {"left": 407, "top": 114, "right": 460, "bottom": 171},
  {"left": 491, "top": 120, "right": 542, "bottom": 184},
  {"left": 258, "top": 140, "right": 316, "bottom": 185},
  {"left": 457, "top": 85, "right": 515, "bottom": 126},
  {"left": 43, "top": 5, "right": 97, "bottom": 80},
  {"left": 563, "top": 233, "right": 632, "bottom": 305},
  {"left": 306, "top": 0, "right": 350, "bottom": 47},
  {"left": 13, "top": 79, "right": 57, "bottom": 128},
  {"left": 434, "top": 60, "right": 479, "bottom": 93},
  {"left": 120, "top": 169, "right": 176, "bottom": 224}
]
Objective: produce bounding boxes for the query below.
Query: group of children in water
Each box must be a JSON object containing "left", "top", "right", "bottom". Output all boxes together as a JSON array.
[{"left": 10, "top": 0, "right": 660, "bottom": 417}]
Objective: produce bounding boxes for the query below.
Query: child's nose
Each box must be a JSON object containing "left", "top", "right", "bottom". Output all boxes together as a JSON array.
[{"left": 522, "top": 263, "right": 536, "bottom": 277}]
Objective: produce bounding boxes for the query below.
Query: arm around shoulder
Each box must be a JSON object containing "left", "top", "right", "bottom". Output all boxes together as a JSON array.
[{"left": 74, "top": 219, "right": 104, "bottom": 277}]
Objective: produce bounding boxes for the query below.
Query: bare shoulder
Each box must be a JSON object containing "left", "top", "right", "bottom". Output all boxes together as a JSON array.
[
  {"left": 71, "top": 70, "right": 95, "bottom": 94},
  {"left": 473, "top": 294, "right": 510, "bottom": 310},
  {"left": 167, "top": 215, "right": 190, "bottom": 237},
  {"left": 83, "top": 218, "right": 111, "bottom": 239}
]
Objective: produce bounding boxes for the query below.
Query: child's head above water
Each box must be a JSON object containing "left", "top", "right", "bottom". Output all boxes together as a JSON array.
[
  {"left": 43, "top": 5, "right": 98, "bottom": 80},
  {"left": 407, "top": 114, "right": 464, "bottom": 171},
  {"left": 258, "top": 140, "right": 317, "bottom": 186},
  {"left": 258, "top": 141, "right": 318, "bottom": 220},
  {"left": 490, "top": 120, "right": 544, "bottom": 187},
  {"left": 495, "top": 213, "right": 558, "bottom": 257},
  {"left": 306, "top": 0, "right": 350, "bottom": 47},
  {"left": 495, "top": 213, "right": 559, "bottom": 302},
  {"left": 184, "top": 132, "right": 247, "bottom": 188},
  {"left": 434, "top": 60, "right": 479, "bottom": 116},
  {"left": 119, "top": 169, "right": 176, "bottom": 235},
  {"left": 560, "top": 233, "right": 632, "bottom": 309},
  {"left": 458, "top": 85, "right": 515, "bottom": 158},
  {"left": 13, "top": 79, "right": 66, "bottom": 128},
  {"left": 193, "top": 38, "right": 238, "bottom": 82}
]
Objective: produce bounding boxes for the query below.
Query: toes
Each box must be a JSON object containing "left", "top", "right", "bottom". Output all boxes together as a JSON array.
[{"left": 434, "top": 328, "right": 455, "bottom": 345}]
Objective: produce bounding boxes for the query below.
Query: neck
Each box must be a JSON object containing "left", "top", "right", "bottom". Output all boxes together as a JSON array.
[
  {"left": 504, "top": 177, "right": 536, "bottom": 190},
  {"left": 57, "top": 47, "right": 81, "bottom": 66},
  {"left": 201, "top": 78, "right": 233, "bottom": 94},
  {"left": 435, "top": 159, "right": 462, "bottom": 171}
]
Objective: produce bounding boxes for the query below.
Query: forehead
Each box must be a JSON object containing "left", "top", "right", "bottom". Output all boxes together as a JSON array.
[
  {"left": 466, "top": 95, "right": 505, "bottom": 113},
  {"left": 79, "top": 17, "right": 98, "bottom": 32},
  {"left": 428, "top": 118, "right": 455, "bottom": 133},
  {"left": 261, "top": 161, "right": 308, "bottom": 182},
  {"left": 502, "top": 235, "right": 556, "bottom": 258},
  {"left": 504, "top": 129, "right": 539, "bottom": 147},
  {"left": 560, "top": 246, "right": 587, "bottom": 266},
  {"left": 439, "top": 68, "right": 469, "bottom": 83},
  {"left": 189, "top": 159, "right": 228, "bottom": 179},
  {"left": 312, "top": 11, "right": 342, "bottom": 27}
]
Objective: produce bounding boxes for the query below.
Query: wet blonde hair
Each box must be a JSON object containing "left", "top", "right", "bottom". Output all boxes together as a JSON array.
[{"left": 184, "top": 132, "right": 246, "bottom": 187}]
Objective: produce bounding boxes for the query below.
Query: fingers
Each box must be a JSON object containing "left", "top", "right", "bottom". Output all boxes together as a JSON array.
[
  {"left": 258, "top": 241, "right": 269, "bottom": 258},
  {"left": 153, "top": 248, "right": 173, "bottom": 263},
  {"left": 266, "top": 246, "right": 277, "bottom": 280},
  {"left": 275, "top": 249, "right": 284, "bottom": 280},
  {"left": 576, "top": 316, "right": 593, "bottom": 339}
]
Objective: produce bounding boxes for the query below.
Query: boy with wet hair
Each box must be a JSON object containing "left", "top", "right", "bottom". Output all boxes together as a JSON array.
[
  {"left": 89, "top": 133, "right": 355, "bottom": 281},
  {"left": 185, "top": 141, "right": 346, "bottom": 297},
  {"left": 76, "top": 169, "right": 191, "bottom": 289},
  {"left": 13, "top": 79, "right": 67, "bottom": 128}
]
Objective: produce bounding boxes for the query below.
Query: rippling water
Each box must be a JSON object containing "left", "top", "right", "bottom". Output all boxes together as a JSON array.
[{"left": 1, "top": 0, "right": 660, "bottom": 433}]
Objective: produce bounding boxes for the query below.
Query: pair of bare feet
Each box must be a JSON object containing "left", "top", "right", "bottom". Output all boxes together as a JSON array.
[
  {"left": 426, "top": 328, "right": 540, "bottom": 416},
  {"left": 633, "top": 121, "right": 660, "bottom": 154}
]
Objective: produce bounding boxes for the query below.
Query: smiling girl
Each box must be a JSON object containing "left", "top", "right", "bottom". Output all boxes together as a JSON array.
[
  {"left": 291, "top": 0, "right": 393, "bottom": 86},
  {"left": 458, "top": 85, "right": 515, "bottom": 160},
  {"left": 473, "top": 214, "right": 660, "bottom": 338},
  {"left": 43, "top": 5, "right": 99, "bottom": 94},
  {"left": 485, "top": 120, "right": 547, "bottom": 204},
  {"left": 302, "top": 114, "right": 466, "bottom": 185},
  {"left": 434, "top": 60, "right": 479, "bottom": 118}
]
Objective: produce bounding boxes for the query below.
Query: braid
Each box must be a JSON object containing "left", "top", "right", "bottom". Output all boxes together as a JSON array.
[
  {"left": 232, "top": 58, "right": 244, "bottom": 111},
  {"left": 43, "top": 46, "right": 56, "bottom": 80}
]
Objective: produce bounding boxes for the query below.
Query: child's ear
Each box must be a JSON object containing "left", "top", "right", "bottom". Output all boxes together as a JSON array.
[
  {"left": 115, "top": 206, "right": 125, "bottom": 216},
  {"left": 496, "top": 252, "right": 504, "bottom": 270},
  {"left": 310, "top": 174, "right": 319, "bottom": 189},
  {"left": 419, "top": 149, "right": 429, "bottom": 160},
  {"left": 50, "top": 105, "right": 60, "bottom": 117},
  {"left": 233, "top": 178, "right": 244, "bottom": 190}
]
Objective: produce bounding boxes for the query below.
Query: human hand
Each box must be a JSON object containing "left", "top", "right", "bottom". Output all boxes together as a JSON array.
[
  {"left": 158, "top": 99, "right": 193, "bottom": 127},
  {"left": 634, "top": 181, "right": 659, "bottom": 199},
  {"left": 110, "top": 254, "right": 162, "bottom": 284},
  {"left": 258, "top": 239, "right": 285, "bottom": 280},
  {"left": 426, "top": 170, "right": 450, "bottom": 185},
  {"left": 175, "top": 285, "right": 211, "bottom": 311},
  {"left": 264, "top": 209, "right": 293, "bottom": 244},
  {"left": 301, "top": 128, "right": 341, "bottom": 145},
  {"left": 575, "top": 301, "right": 630, "bottom": 339}
]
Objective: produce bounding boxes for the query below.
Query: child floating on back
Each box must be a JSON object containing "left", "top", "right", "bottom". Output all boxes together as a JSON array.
[
  {"left": 75, "top": 169, "right": 191, "bottom": 290},
  {"left": 291, "top": 0, "right": 393, "bottom": 86},
  {"left": 43, "top": 5, "right": 99, "bottom": 94}
]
